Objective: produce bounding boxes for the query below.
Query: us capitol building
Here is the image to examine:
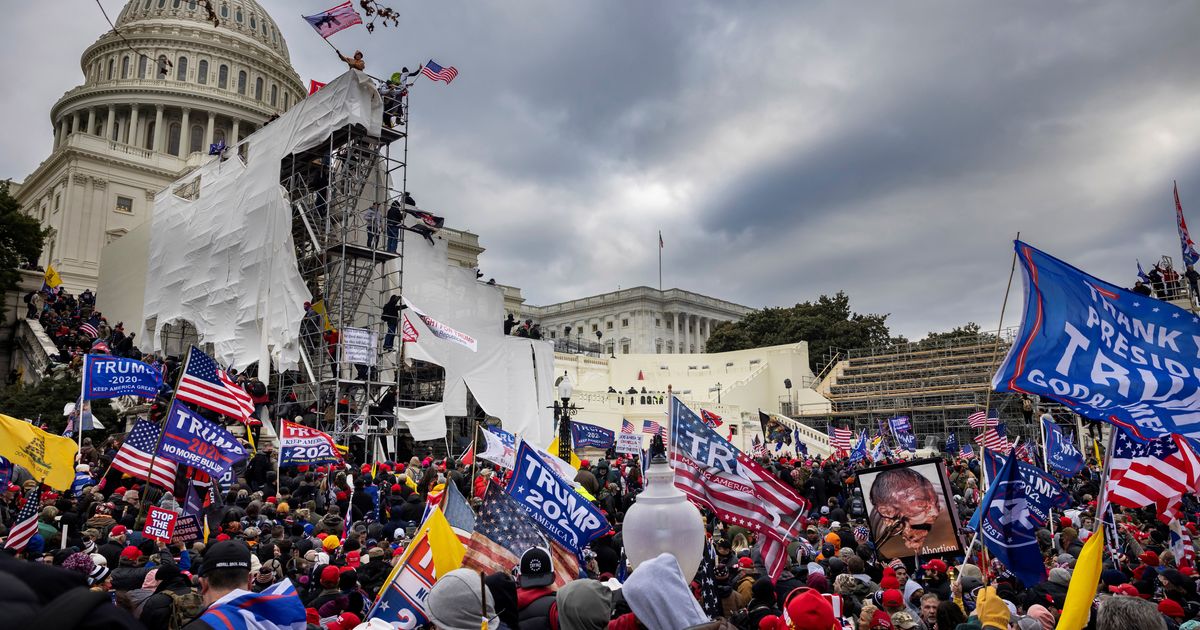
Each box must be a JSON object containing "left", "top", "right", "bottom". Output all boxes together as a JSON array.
[{"left": 13, "top": 0, "right": 305, "bottom": 292}]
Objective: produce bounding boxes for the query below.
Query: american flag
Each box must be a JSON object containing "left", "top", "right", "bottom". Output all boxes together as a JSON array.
[
  {"left": 79, "top": 323, "right": 99, "bottom": 339},
  {"left": 620, "top": 419, "right": 636, "bottom": 434},
  {"left": 421, "top": 59, "right": 458, "bottom": 84},
  {"left": 700, "top": 409, "right": 724, "bottom": 428},
  {"left": 642, "top": 419, "right": 665, "bottom": 437},
  {"left": 3, "top": 485, "right": 41, "bottom": 552},
  {"left": 976, "top": 422, "right": 1010, "bottom": 453},
  {"left": 302, "top": 1, "right": 362, "bottom": 38},
  {"left": 668, "top": 397, "right": 808, "bottom": 580},
  {"left": 961, "top": 444, "right": 976, "bottom": 459},
  {"left": 696, "top": 540, "right": 721, "bottom": 618},
  {"left": 751, "top": 435, "right": 766, "bottom": 456},
  {"left": 176, "top": 347, "right": 255, "bottom": 423},
  {"left": 1107, "top": 427, "right": 1200, "bottom": 524},
  {"left": 829, "top": 425, "right": 852, "bottom": 452},
  {"left": 111, "top": 418, "right": 178, "bottom": 490},
  {"left": 462, "top": 482, "right": 579, "bottom": 588},
  {"left": 968, "top": 410, "right": 998, "bottom": 429}
]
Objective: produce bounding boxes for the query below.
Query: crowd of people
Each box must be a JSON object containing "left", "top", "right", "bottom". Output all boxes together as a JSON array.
[{"left": 2, "top": 408, "right": 1197, "bottom": 630}]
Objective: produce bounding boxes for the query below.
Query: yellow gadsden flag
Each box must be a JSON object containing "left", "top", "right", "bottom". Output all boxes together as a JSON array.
[
  {"left": 42, "top": 264, "right": 62, "bottom": 290},
  {"left": 0, "top": 413, "right": 79, "bottom": 490},
  {"left": 1057, "top": 527, "right": 1104, "bottom": 630}
]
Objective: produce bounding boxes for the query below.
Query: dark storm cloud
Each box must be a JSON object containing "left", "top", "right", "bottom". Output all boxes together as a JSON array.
[{"left": 4, "top": 1, "right": 1199, "bottom": 339}]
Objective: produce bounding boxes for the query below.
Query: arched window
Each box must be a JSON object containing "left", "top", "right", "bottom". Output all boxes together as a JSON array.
[
  {"left": 220, "top": 3, "right": 228, "bottom": 18},
  {"left": 167, "top": 122, "right": 181, "bottom": 156},
  {"left": 189, "top": 124, "right": 203, "bottom": 154},
  {"left": 197, "top": 60, "right": 208, "bottom": 85},
  {"left": 249, "top": 15, "right": 256, "bottom": 30},
  {"left": 254, "top": 77, "right": 263, "bottom": 101},
  {"left": 157, "top": 55, "right": 169, "bottom": 78},
  {"left": 138, "top": 55, "right": 148, "bottom": 79},
  {"left": 237, "top": 70, "right": 247, "bottom": 95},
  {"left": 144, "top": 0, "right": 152, "bottom": 9},
  {"left": 218, "top": 64, "right": 229, "bottom": 89},
  {"left": 283, "top": 92, "right": 289, "bottom": 109},
  {"left": 270, "top": 84, "right": 278, "bottom": 106},
  {"left": 144, "top": 121, "right": 155, "bottom": 150},
  {"left": 158, "top": 0, "right": 166, "bottom": 8},
  {"left": 107, "top": 58, "right": 115, "bottom": 80},
  {"left": 173, "top": 0, "right": 181, "bottom": 8},
  {"left": 188, "top": 0, "right": 197, "bottom": 9},
  {"left": 176, "top": 56, "right": 188, "bottom": 81},
  {"left": 235, "top": 7, "right": 243, "bottom": 22},
  {"left": 121, "top": 56, "right": 130, "bottom": 79}
]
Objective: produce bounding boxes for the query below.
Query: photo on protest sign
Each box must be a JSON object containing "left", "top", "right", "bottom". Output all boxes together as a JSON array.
[{"left": 855, "top": 458, "right": 963, "bottom": 560}]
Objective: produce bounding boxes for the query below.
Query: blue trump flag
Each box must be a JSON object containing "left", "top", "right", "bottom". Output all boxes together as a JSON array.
[
  {"left": 848, "top": 431, "right": 868, "bottom": 466},
  {"left": 156, "top": 400, "right": 247, "bottom": 480},
  {"left": 979, "top": 449, "right": 1070, "bottom": 514},
  {"left": 570, "top": 421, "right": 615, "bottom": 450},
  {"left": 945, "top": 432, "right": 959, "bottom": 455},
  {"left": 81, "top": 354, "right": 163, "bottom": 399},
  {"left": 1042, "top": 418, "right": 1085, "bottom": 476},
  {"left": 507, "top": 440, "right": 610, "bottom": 554},
  {"left": 968, "top": 451, "right": 1050, "bottom": 586},
  {"left": 889, "top": 416, "right": 912, "bottom": 433},
  {"left": 993, "top": 241, "right": 1200, "bottom": 441},
  {"left": 895, "top": 428, "right": 917, "bottom": 451}
]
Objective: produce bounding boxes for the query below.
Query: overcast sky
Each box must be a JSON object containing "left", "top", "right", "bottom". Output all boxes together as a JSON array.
[{"left": 3, "top": 1, "right": 1199, "bottom": 339}]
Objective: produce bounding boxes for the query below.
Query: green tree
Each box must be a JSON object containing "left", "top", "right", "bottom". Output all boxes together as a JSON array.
[
  {"left": 0, "top": 180, "right": 49, "bottom": 295},
  {"left": 916, "top": 322, "right": 999, "bottom": 348},
  {"left": 0, "top": 376, "right": 116, "bottom": 435},
  {"left": 705, "top": 292, "right": 896, "bottom": 373}
]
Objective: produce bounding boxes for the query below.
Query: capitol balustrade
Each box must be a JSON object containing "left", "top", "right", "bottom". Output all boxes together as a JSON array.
[
  {"left": 567, "top": 390, "right": 740, "bottom": 420},
  {"left": 55, "top": 78, "right": 279, "bottom": 118}
]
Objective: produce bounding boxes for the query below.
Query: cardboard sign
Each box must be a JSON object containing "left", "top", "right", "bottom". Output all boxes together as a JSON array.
[
  {"left": 144, "top": 506, "right": 178, "bottom": 542},
  {"left": 171, "top": 514, "right": 202, "bottom": 544},
  {"left": 615, "top": 432, "right": 642, "bottom": 455}
]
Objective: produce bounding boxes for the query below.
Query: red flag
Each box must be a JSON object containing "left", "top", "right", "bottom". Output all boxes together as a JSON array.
[
  {"left": 308, "top": 80, "right": 327, "bottom": 95},
  {"left": 459, "top": 441, "right": 475, "bottom": 467}
]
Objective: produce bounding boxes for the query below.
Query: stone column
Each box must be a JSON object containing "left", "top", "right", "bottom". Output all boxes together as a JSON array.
[
  {"left": 153, "top": 105, "right": 164, "bottom": 153},
  {"left": 128, "top": 105, "right": 140, "bottom": 147},
  {"left": 53, "top": 119, "right": 63, "bottom": 149},
  {"left": 72, "top": 111, "right": 81, "bottom": 134},
  {"left": 672, "top": 312, "right": 679, "bottom": 354},
  {"left": 702, "top": 317, "right": 710, "bottom": 351},
  {"left": 231, "top": 119, "right": 240, "bottom": 145},
  {"left": 205, "top": 112, "right": 215, "bottom": 148},
  {"left": 180, "top": 108, "right": 190, "bottom": 155},
  {"left": 105, "top": 106, "right": 116, "bottom": 141},
  {"left": 86, "top": 108, "right": 96, "bottom": 135}
]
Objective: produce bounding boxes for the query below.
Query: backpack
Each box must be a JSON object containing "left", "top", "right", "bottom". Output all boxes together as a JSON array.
[{"left": 166, "top": 588, "right": 205, "bottom": 630}]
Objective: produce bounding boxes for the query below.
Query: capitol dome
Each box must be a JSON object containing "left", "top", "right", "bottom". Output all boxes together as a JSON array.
[{"left": 48, "top": 0, "right": 305, "bottom": 163}]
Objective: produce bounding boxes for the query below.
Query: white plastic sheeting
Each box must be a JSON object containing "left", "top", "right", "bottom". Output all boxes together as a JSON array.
[
  {"left": 141, "top": 71, "right": 383, "bottom": 370},
  {"left": 397, "top": 235, "right": 557, "bottom": 449},
  {"left": 394, "top": 402, "right": 448, "bottom": 442}
]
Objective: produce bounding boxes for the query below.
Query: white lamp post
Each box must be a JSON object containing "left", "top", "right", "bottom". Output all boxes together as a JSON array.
[{"left": 622, "top": 445, "right": 706, "bottom": 580}]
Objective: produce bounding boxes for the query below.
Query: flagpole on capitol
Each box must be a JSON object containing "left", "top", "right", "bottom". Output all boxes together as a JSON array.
[{"left": 658, "top": 231, "right": 663, "bottom": 292}]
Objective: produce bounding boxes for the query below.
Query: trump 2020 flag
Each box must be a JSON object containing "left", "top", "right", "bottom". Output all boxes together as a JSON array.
[
  {"left": 506, "top": 440, "right": 609, "bottom": 554},
  {"left": 82, "top": 355, "right": 163, "bottom": 400},
  {"left": 279, "top": 421, "right": 342, "bottom": 467},
  {"left": 968, "top": 450, "right": 1049, "bottom": 587},
  {"left": 157, "top": 400, "right": 247, "bottom": 480},
  {"left": 992, "top": 241, "right": 1200, "bottom": 441},
  {"left": 895, "top": 428, "right": 917, "bottom": 452},
  {"left": 848, "top": 431, "right": 868, "bottom": 466},
  {"left": 303, "top": 1, "right": 362, "bottom": 38},
  {"left": 570, "top": 421, "right": 615, "bottom": 450},
  {"left": 1043, "top": 417, "right": 1085, "bottom": 476}
]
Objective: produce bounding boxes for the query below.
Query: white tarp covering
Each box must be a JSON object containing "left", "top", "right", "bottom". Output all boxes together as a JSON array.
[
  {"left": 397, "top": 235, "right": 556, "bottom": 449},
  {"left": 142, "top": 71, "right": 383, "bottom": 370},
  {"left": 394, "top": 402, "right": 448, "bottom": 442}
]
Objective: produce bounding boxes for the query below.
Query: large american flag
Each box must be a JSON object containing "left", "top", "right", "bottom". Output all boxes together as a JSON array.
[
  {"left": 642, "top": 419, "right": 665, "bottom": 437},
  {"left": 1107, "top": 427, "right": 1200, "bottom": 524},
  {"left": 620, "top": 419, "right": 636, "bottom": 434},
  {"left": 975, "top": 422, "right": 1010, "bottom": 453},
  {"left": 462, "top": 482, "right": 579, "bottom": 588},
  {"left": 668, "top": 397, "right": 808, "bottom": 580},
  {"left": 111, "top": 418, "right": 178, "bottom": 489},
  {"left": 828, "top": 425, "right": 852, "bottom": 452},
  {"left": 3, "top": 485, "right": 41, "bottom": 552},
  {"left": 421, "top": 59, "right": 458, "bottom": 84},
  {"left": 79, "top": 323, "right": 99, "bottom": 339},
  {"left": 968, "top": 410, "right": 998, "bottom": 429},
  {"left": 176, "top": 347, "right": 255, "bottom": 423}
]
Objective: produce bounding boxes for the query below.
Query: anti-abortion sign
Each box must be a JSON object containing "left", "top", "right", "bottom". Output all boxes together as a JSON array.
[
  {"left": 157, "top": 400, "right": 247, "bottom": 479},
  {"left": 570, "top": 421, "right": 615, "bottom": 449},
  {"left": 994, "top": 241, "right": 1200, "bottom": 441},
  {"left": 615, "top": 432, "right": 642, "bottom": 456},
  {"left": 506, "top": 440, "right": 609, "bottom": 553},
  {"left": 279, "top": 420, "right": 342, "bottom": 467},
  {"left": 341, "top": 327, "right": 378, "bottom": 366},
  {"left": 143, "top": 506, "right": 177, "bottom": 542},
  {"left": 171, "top": 515, "right": 202, "bottom": 544},
  {"left": 82, "top": 355, "right": 163, "bottom": 399}
]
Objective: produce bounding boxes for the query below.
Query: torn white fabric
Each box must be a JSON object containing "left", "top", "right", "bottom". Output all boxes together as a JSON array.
[
  {"left": 142, "top": 70, "right": 383, "bottom": 370},
  {"left": 395, "top": 402, "right": 447, "bottom": 442}
]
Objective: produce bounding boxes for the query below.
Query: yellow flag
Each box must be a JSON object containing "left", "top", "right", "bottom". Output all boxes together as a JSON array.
[
  {"left": 311, "top": 299, "right": 333, "bottom": 332},
  {"left": 1093, "top": 438, "right": 1102, "bottom": 467},
  {"left": 43, "top": 264, "right": 62, "bottom": 289},
  {"left": 1057, "top": 527, "right": 1104, "bottom": 630},
  {"left": 0, "top": 413, "right": 79, "bottom": 490},
  {"left": 547, "top": 437, "right": 581, "bottom": 470},
  {"left": 422, "top": 506, "right": 465, "bottom": 576}
]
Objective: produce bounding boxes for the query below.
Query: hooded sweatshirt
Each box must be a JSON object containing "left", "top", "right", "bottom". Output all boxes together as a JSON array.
[
  {"left": 556, "top": 579, "right": 612, "bottom": 630},
  {"left": 622, "top": 553, "right": 708, "bottom": 630}
]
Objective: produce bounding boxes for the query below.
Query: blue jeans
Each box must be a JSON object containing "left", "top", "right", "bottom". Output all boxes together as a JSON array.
[
  {"left": 383, "top": 321, "right": 397, "bottom": 350},
  {"left": 386, "top": 225, "right": 400, "bottom": 252}
]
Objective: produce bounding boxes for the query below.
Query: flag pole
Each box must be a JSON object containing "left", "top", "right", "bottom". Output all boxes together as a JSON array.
[
  {"left": 1039, "top": 416, "right": 1055, "bottom": 537},
  {"left": 658, "top": 230, "right": 663, "bottom": 292},
  {"left": 137, "top": 347, "right": 191, "bottom": 523}
]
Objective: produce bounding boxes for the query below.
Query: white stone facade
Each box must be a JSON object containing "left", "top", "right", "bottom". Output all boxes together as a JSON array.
[
  {"left": 521, "top": 287, "right": 753, "bottom": 355},
  {"left": 15, "top": 0, "right": 304, "bottom": 293}
]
